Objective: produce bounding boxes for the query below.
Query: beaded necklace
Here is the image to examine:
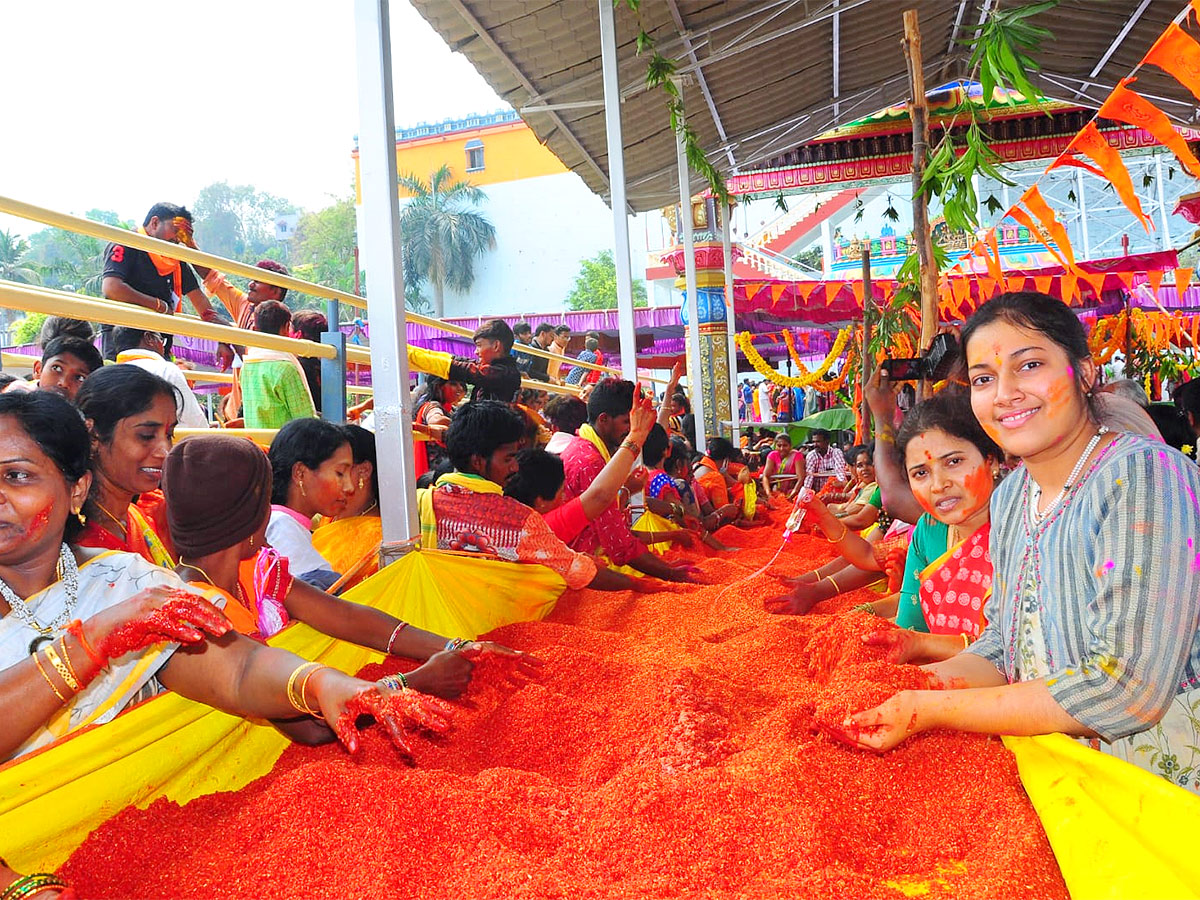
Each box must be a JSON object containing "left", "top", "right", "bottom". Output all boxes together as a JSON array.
[
  {"left": 0, "top": 544, "right": 81, "bottom": 654},
  {"left": 1003, "top": 434, "right": 1121, "bottom": 673}
]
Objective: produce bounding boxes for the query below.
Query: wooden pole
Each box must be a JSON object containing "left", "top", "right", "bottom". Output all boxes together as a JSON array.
[
  {"left": 861, "top": 246, "right": 873, "bottom": 439},
  {"left": 902, "top": 9, "right": 939, "bottom": 354}
]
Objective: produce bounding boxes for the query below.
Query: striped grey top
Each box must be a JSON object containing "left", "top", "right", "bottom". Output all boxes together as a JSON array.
[{"left": 967, "top": 433, "right": 1200, "bottom": 742}]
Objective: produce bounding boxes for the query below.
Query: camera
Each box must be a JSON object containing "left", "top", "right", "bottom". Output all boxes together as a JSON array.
[{"left": 881, "top": 333, "right": 958, "bottom": 382}]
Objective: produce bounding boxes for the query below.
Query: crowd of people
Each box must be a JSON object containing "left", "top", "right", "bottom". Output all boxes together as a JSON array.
[{"left": 2, "top": 200, "right": 1199, "bottom": 896}]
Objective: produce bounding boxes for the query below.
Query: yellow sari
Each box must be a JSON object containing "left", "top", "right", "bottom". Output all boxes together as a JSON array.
[{"left": 311, "top": 515, "right": 382, "bottom": 589}]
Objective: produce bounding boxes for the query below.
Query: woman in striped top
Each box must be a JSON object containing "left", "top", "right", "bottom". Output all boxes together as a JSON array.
[{"left": 840, "top": 292, "right": 1200, "bottom": 793}]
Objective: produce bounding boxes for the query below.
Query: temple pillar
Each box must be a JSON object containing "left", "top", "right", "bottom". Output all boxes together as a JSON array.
[{"left": 664, "top": 197, "right": 737, "bottom": 442}]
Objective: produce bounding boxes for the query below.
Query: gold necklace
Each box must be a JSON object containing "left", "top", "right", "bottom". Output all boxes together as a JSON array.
[{"left": 93, "top": 499, "right": 129, "bottom": 539}]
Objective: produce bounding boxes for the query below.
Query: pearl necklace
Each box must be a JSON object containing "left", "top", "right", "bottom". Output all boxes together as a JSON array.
[
  {"left": 0, "top": 543, "right": 80, "bottom": 637},
  {"left": 1029, "top": 426, "right": 1108, "bottom": 523}
]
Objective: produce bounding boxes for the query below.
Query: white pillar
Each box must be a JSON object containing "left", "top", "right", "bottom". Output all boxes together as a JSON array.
[
  {"left": 722, "top": 202, "right": 739, "bottom": 444},
  {"left": 820, "top": 219, "right": 833, "bottom": 278},
  {"left": 354, "top": 0, "right": 419, "bottom": 553},
  {"left": 1155, "top": 152, "right": 1172, "bottom": 250},
  {"left": 676, "top": 87, "right": 706, "bottom": 454},
  {"left": 598, "top": 0, "right": 638, "bottom": 380}
]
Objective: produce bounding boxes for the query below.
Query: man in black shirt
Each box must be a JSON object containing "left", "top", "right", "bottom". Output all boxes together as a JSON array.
[
  {"left": 100, "top": 202, "right": 219, "bottom": 358},
  {"left": 450, "top": 319, "right": 523, "bottom": 403},
  {"left": 512, "top": 321, "right": 534, "bottom": 375},
  {"left": 521, "top": 323, "right": 555, "bottom": 383}
]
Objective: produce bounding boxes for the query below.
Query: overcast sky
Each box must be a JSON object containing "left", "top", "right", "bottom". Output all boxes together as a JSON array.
[{"left": 0, "top": 0, "right": 506, "bottom": 236}]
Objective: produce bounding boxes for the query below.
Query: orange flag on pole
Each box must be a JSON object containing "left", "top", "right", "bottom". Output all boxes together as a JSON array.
[
  {"left": 1099, "top": 78, "right": 1200, "bottom": 178},
  {"left": 1143, "top": 23, "right": 1200, "bottom": 104},
  {"left": 1008, "top": 206, "right": 1070, "bottom": 271},
  {"left": 984, "top": 231, "right": 1005, "bottom": 282},
  {"left": 1060, "top": 273, "right": 1079, "bottom": 305},
  {"left": 1022, "top": 186, "right": 1076, "bottom": 267},
  {"left": 1049, "top": 122, "right": 1151, "bottom": 231}
]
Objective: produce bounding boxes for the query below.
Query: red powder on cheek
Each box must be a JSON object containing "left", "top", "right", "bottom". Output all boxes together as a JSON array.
[
  {"left": 24, "top": 503, "right": 54, "bottom": 539},
  {"left": 962, "top": 463, "right": 994, "bottom": 506}
]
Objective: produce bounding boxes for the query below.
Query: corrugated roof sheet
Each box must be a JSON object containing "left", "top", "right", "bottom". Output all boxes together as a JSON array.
[{"left": 410, "top": 0, "right": 1200, "bottom": 212}]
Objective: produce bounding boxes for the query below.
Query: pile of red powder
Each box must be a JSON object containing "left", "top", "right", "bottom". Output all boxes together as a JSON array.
[{"left": 63, "top": 515, "right": 1068, "bottom": 899}]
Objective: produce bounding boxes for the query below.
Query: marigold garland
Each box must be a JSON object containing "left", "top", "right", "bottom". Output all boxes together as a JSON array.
[{"left": 738, "top": 327, "right": 852, "bottom": 389}]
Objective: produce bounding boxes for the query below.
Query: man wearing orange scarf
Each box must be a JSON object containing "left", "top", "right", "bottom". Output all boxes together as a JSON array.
[{"left": 101, "top": 202, "right": 219, "bottom": 358}]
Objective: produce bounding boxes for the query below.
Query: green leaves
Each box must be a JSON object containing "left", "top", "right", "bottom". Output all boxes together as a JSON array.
[
  {"left": 967, "top": 0, "right": 1056, "bottom": 104},
  {"left": 920, "top": 122, "right": 1015, "bottom": 233},
  {"left": 775, "top": 192, "right": 789, "bottom": 213}
]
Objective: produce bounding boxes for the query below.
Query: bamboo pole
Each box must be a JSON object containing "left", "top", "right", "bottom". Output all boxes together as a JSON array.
[
  {"left": 902, "top": 9, "right": 939, "bottom": 354},
  {"left": 861, "top": 246, "right": 873, "bottom": 439}
]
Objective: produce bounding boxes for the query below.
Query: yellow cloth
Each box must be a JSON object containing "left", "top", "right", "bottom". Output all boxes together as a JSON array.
[
  {"left": 577, "top": 423, "right": 611, "bottom": 462},
  {"left": 0, "top": 549, "right": 563, "bottom": 872},
  {"left": 1003, "top": 732, "right": 1200, "bottom": 899},
  {"left": 632, "top": 509, "right": 680, "bottom": 555},
  {"left": 311, "top": 515, "right": 382, "bottom": 588},
  {"left": 406, "top": 345, "right": 452, "bottom": 379},
  {"left": 742, "top": 480, "right": 758, "bottom": 519}
]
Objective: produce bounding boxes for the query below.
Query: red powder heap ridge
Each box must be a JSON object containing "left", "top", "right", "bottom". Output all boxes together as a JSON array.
[{"left": 63, "top": 512, "right": 1067, "bottom": 900}]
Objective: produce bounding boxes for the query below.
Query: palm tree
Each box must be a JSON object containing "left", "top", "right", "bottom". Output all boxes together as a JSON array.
[
  {"left": 0, "top": 229, "right": 42, "bottom": 286},
  {"left": 398, "top": 165, "right": 496, "bottom": 317}
]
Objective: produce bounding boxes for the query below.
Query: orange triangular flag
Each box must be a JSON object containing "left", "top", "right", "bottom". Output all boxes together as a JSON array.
[
  {"left": 979, "top": 276, "right": 997, "bottom": 299},
  {"left": 1144, "top": 23, "right": 1200, "bottom": 104},
  {"left": 1034, "top": 275, "right": 1053, "bottom": 295},
  {"left": 1116, "top": 271, "right": 1136, "bottom": 289},
  {"left": 770, "top": 284, "right": 789, "bottom": 305},
  {"left": 1175, "top": 267, "right": 1194, "bottom": 302},
  {"left": 1060, "top": 273, "right": 1079, "bottom": 305},
  {"left": 746, "top": 283, "right": 766, "bottom": 302},
  {"left": 879, "top": 281, "right": 894, "bottom": 301},
  {"left": 1148, "top": 269, "right": 1165, "bottom": 301},
  {"left": 1081, "top": 272, "right": 1107, "bottom": 300},
  {"left": 1099, "top": 79, "right": 1200, "bottom": 177},
  {"left": 795, "top": 282, "right": 819, "bottom": 305},
  {"left": 851, "top": 281, "right": 865, "bottom": 307},
  {"left": 799, "top": 332, "right": 811, "bottom": 350},
  {"left": 1006, "top": 275, "right": 1027, "bottom": 292},
  {"left": 1022, "top": 186, "right": 1076, "bottom": 267},
  {"left": 1008, "top": 206, "right": 1070, "bottom": 271},
  {"left": 952, "top": 277, "right": 971, "bottom": 306},
  {"left": 982, "top": 232, "right": 1004, "bottom": 282},
  {"left": 1050, "top": 123, "right": 1152, "bottom": 231}
]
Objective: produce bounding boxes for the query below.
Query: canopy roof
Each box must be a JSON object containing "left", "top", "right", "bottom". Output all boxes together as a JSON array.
[{"left": 411, "top": 0, "right": 1200, "bottom": 213}]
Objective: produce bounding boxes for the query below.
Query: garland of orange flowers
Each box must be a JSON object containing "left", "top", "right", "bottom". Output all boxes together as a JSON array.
[
  {"left": 737, "top": 326, "right": 852, "bottom": 389},
  {"left": 779, "top": 329, "right": 856, "bottom": 392},
  {"left": 1088, "top": 309, "right": 1197, "bottom": 364}
]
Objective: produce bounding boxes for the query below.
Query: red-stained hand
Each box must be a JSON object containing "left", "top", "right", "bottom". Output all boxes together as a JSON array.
[
  {"left": 628, "top": 393, "right": 657, "bottom": 444},
  {"left": 625, "top": 466, "right": 649, "bottom": 495},
  {"left": 670, "top": 359, "right": 686, "bottom": 384},
  {"left": 90, "top": 588, "right": 230, "bottom": 661},
  {"left": 862, "top": 628, "right": 922, "bottom": 665},
  {"left": 405, "top": 649, "right": 475, "bottom": 700},
  {"left": 668, "top": 529, "right": 696, "bottom": 547},
  {"left": 216, "top": 343, "right": 236, "bottom": 372},
  {"left": 199, "top": 308, "right": 222, "bottom": 324},
  {"left": 830, "top": 690, "right": 922, "bottom": 752},
  {"left": 332, "top": 685, "right": 455, "bottom": 757},
  {"left": 628, "top": 575, "right": 671, "bottom": 593},
  {"left": 763, "top": 589, "right": 819, "bottom": 616},
  {"left": 458, "top": 642, "right": 544, "bottom": 688},
  {"left": 664, "top": 562, "right": 702, "bottom": 583}
]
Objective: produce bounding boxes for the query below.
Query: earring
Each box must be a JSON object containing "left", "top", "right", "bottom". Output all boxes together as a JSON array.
[
  {"left": 300, "top": 480, "right": 307, "bottom": 498},
  {"left": 248, "top": 534, "right": 256, "bottom": 550},
  {"left": 358, "top": 477, "right": 365, "bottom": 491},
  {"left": 73, "top": 507, "right": 85, "bottom": 525}
]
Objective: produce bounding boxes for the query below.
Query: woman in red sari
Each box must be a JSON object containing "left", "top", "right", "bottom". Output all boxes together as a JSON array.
[{"left": 74, "top": 365, "right": 179, "bottom": 567}]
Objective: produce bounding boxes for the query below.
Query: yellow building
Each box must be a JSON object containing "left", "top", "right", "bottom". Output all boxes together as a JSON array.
[
  {"left": 353, "top": 110, "right": 567, "bottom": 202},
  {"left": 352, "top": 110, "right": 650, "bottom": 318}
]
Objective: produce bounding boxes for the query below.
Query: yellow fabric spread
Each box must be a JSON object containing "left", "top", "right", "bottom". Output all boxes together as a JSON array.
[
  {"left": 311, "top": 515, "right": 382, "bottom": 586},
  {"left": 0, "top": 549, "right": 564, "bottom": 871},
  {"left": 1003, "top": 732, "right": 1200, "bottom": 899}
]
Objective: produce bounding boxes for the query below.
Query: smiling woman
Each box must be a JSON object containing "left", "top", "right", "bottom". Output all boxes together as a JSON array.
[
  {"left": 840, "top": 293, "right": 1200, "bottom": 795},
  {"left": 74, "top": 365, "right": 180, "bottom": 567}
]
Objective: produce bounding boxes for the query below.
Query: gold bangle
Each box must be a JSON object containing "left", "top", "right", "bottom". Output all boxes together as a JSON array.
[
  {"left": 32, "top": 651, "right": 68, "bottom": 703},
  {"left": 826, "top": 574, "right": 841, "bottom": 593},
  {"left": 961, "top": 633, "right": 971, "bottom": 650},
  {"left": 43, "top": 643, "right": 80, "bottom": 693},
  {"left": 830, "top": 522, "right": 849, "bottom": 543},
  {"left": 297, "top": 664, "right": 326, "bottom": 716},
  {"left": 57, "top": 637, "right": 81, "bottom": 688},
  {"left": 285, "top": 662, "right": 322, "bottom": 716}
]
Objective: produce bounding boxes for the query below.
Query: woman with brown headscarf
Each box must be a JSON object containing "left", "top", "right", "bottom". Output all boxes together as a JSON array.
[{"left": 164, "top": 435, "right": 539, "bottom": 700}]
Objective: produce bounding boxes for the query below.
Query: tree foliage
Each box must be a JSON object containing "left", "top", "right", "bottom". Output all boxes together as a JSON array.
[
  {"left": 398, "top": 165, "right": 496, "bottom": 317},
  {"left": 0, "top": 230, "right": 42, "bottom": 286},
  {"left": 192, "top": 182, "right": 298, "bottom": 264},
  {"left": 565, "top": 250, "right": 649, "bottom": 311},
  {"left": 289, "top": 195, "right": 361, "bottom": 311},
  {"left": 23, "top": 210, "right": 129, "bottom": 296},
  {"left": 10, "top": 313, "right": 47, "bottom": 345}
]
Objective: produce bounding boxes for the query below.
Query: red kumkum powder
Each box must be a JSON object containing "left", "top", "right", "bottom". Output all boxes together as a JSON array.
[{"left": 63, "top": 507, "right": 1068, "bottom": 900}]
